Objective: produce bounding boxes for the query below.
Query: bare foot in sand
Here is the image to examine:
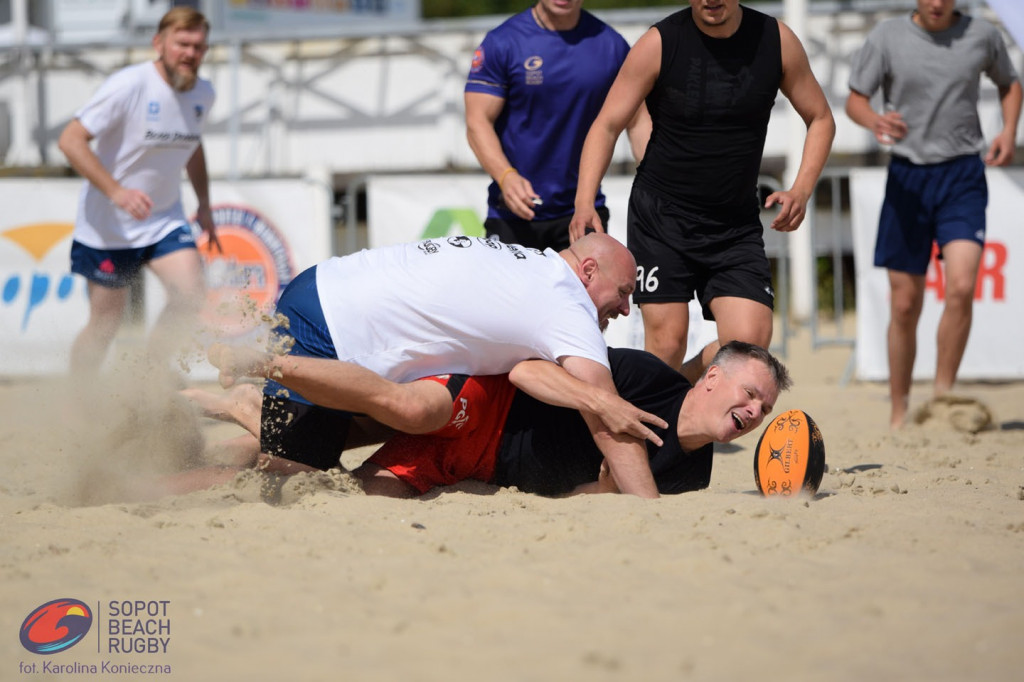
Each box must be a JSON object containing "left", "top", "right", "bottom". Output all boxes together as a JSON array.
[
  {"left": 181, "top": 383, "right": 263, "bottom": 435},
  {"left": 207, "top": 343, "right": 272, "bottom": 388}
]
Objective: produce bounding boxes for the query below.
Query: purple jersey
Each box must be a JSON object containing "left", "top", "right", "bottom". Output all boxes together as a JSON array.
[{"left": 466, "top": 9, "right": 630, "bottom": 221}]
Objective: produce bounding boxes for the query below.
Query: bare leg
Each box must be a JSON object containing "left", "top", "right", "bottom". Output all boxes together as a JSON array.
[
  {"left": 203, "top": 434, "right": 261, "bottom": 467},
  {"left": 351, "top": 462, "right": 419, "bottom": 498},
  {"left": 207, "top": 345, "right": 454, "bottom": 434},
  {"left": 181, "top": 383, "right": 263, "bottom": 436},
  {"left": 680, "top": 297, "right": 773, "bottom": 384},
  {"left": 887, "top": 270, "right": 926, "bottom": 429},
  {"left": 934, "top": 240, "right": 982, "bottom": 396},
  {"left": 70, "top": 282, "right": 128, "bottom": 374},
  {"left": 639, "top": 301, "right": 691, "bottom": 371},
  {"left": 146, "top": 249, "right": 206, "bottom": 368}
]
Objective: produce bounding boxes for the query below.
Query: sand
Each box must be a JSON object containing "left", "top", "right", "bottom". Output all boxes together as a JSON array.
[{"left": 2, "top": 323, "right": 1023, "bottom": 682}]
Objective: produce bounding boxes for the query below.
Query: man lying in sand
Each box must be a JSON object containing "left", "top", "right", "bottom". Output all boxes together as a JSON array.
[
  {"left": 179, "top": 341, "right": 790, "bottom": 497},
  {"left": 222, "top": 231, "right": 665, "bottom": 497}
]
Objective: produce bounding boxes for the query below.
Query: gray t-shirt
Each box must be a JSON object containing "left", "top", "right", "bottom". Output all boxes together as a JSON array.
[{"left": 848, "top": 11, "right": 1018, "bottom": 164}]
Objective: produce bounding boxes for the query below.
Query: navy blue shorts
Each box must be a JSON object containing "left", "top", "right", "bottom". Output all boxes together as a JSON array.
[
  {"left": 259, "top": 263, "right": 352, "bottom": 465},
  {"left": 875, "top": 154, "right": 987, "bottom": 275},
  {"left": 262, "top": 264, "right": 337, "bottom": 404},
  {"left": 627, "top": 185, "right": 773, "bottom": 321},
  {"left": 70, "top": 225, "right": 196, "bottom": 288}
]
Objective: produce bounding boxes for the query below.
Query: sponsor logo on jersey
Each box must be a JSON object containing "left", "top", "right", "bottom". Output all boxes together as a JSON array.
[
  {"left": 451, "top": 397, "right": 470, "bottom": 429},
  {"left": 418, "top": 240, "right": 441, "bottom": 255},
  {"left": 503, "top": 243, "right": 527, "bottom": 259},
  {"left": 524, "top": 55, "right": 543, "bottom": 86}
]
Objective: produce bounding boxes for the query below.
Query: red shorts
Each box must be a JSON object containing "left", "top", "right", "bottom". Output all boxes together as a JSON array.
[{"left": 366, "top": 374, "right": 517, "bottom": 493}]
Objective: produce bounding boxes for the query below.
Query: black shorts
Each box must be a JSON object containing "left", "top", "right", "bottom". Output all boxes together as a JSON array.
[
  {"left": 627, "top": 185, "right": 774, "bottom": 321},
  {"left": 485, "top": 205, "right": 609, "bottom": 252},
  {"left": 260, "top": 394, "right": 353, "bottom": 471},
  {"left": 259, "top": 374, "right": 472, "bottom": 471}
]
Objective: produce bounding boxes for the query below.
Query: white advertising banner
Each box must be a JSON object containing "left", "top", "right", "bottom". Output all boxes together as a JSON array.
[
  {"left": 0, "top": 179, "right": 86, "bottom": 375},
  {"left": 365, "top": 174, "right": 718, "bottom": 356},
  {"left": 851, "top": 167, "right": 1024, "bottom": 381},
  {"left": 0, "top": 176, "right": 332, "bottom": 376}
]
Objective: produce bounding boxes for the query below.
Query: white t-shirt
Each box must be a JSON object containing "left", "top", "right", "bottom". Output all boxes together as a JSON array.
[
  {"left": 72, "top": 61, "right": 216, "bottom": 249},
  {"left": 316, "top": 237, "right": 611, "bottom": 383}
]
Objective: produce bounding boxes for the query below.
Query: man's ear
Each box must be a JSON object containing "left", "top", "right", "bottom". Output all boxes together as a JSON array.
[
  {"left": 581, "top": 257, "right": 597, "bottom": 284},
  {"left": 703, "top": 364, "right": 720, "bottom": 391}
]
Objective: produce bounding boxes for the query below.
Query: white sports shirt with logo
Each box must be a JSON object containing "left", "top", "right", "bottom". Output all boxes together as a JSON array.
[
  {"left": 72, "top": 61, "right": 216, "bottom": 249},
  {"left": 316, "top": 238, "right": 611, "bottom": 383}
]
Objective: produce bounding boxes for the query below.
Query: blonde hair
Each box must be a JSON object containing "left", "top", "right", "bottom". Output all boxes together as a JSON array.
[{"left": 157, "top": 7, "right": 210, "bottom": 36}]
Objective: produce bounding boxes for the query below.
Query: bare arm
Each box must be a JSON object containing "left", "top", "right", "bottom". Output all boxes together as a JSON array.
[
  {"left": 557, "top": 355, "right": 660, "bottom": 498},
  {"left": 765, "top": 22, "right": 836, "bottom": 233},
  {"left": 569, "top": 27, "right": 661, "bottom": 242},
  {"left": 985, "top": 80, "right": 1022, "bottom": 166},
  {"left": 58, "top": 118, "right": 153, "bottom": 220},
  {"left": 508, "top": 358, "right": 667, "bottom": 445},
  {"left": 465, "top": 91, "right": 538, "bottom": 220},
  {"left": 625, "top": 101, "right": 652, "bottom": 165},
  {"left": 185, "top": 144, "right": 221, "bottom": 253},
  {"left": 845, "top": 89, "right": 908, "bottom": 145}
]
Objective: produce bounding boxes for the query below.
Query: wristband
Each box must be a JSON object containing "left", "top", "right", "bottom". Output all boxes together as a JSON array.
[{"left": 497, "top": 166, "right": 517, "bottom": 191}]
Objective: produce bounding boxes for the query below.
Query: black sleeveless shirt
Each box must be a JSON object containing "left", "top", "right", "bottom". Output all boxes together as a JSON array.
[{"left": 636, "top": 6, "right": 782, "bottom": 223}]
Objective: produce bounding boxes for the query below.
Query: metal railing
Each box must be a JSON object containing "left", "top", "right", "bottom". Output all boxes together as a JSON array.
[{"left": 760, "top": 168, "right": 858, "bottom": 372}]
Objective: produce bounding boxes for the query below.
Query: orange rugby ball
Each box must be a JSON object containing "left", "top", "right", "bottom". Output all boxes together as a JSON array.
[{"left": 753, "top": 409, "right": 826, "bottom": 497}]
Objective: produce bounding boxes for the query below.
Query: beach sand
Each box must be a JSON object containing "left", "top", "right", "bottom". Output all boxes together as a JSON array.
[{"left": 2, "top": 322, "right": 1023, "bottom": 681}]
